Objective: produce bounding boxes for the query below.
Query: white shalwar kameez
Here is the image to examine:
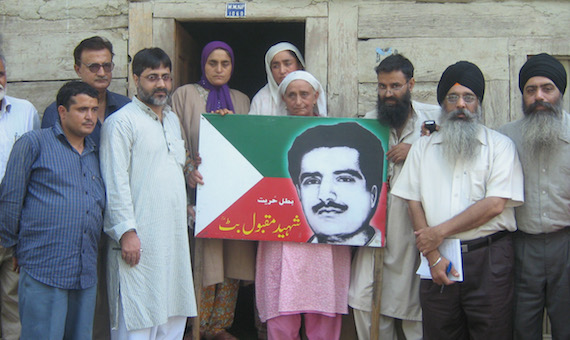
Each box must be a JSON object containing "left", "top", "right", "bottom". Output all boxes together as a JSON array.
[
  {"left": 349, "top": 101, "right": 440, "bottom": 340},
  {"left": 100, "top": 97, "right": 197, "bottom": 337}
]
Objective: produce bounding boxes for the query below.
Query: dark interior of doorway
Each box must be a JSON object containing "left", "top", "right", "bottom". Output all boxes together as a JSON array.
[{"left": 179, "top": 21, "right": 305, "bottom": 99}]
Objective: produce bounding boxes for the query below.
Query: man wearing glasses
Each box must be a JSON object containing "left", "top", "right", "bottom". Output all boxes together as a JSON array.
[
  {"left": 99, "top": 48, "right": 196, "bottom": 339},
  {"left": 349, "top": 54, "right": 440, "bottom": 340},
  {"left": 42, "top": 36, "right": 130, "bottom": 146},
  {"left": 41, "top": 36, "right": 130, "bottom": 340},
  {"left": 391, "top": 61, "right": 524, "bottom": 340}
]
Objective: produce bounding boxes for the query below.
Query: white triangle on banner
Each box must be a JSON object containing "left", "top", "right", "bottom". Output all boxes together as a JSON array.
[{"left": 195, "top": 115, "right": 263, "bottom": 234}]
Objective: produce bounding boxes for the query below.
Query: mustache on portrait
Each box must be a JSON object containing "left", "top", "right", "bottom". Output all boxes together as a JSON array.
[{"left": 312, "top": 200, "right": 348, "bottom": 214}]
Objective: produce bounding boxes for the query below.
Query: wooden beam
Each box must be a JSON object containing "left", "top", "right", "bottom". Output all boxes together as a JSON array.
[
  {"left": 305, "top": 17, "right": 328, "bottom": 91},
  {"left": 153, "top": 1, "right": 327, "bottom": 20},
  {"left": 370, "top": 248, "right": 385, "bottom": 340},
  {"left": 128, "top": 1, "right": 153, "bottom": 97},
  {"left": 327, "top": 2, "right": 358, "bottom": 117}
]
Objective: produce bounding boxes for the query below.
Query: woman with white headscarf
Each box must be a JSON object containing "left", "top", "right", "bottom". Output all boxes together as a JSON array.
[
  {"left": 255, "top": 71, "right": 350, "bottom": 340},
  {"left": 278, "top": 70, "right": 327, "bottom": 117},
  {"left": 248, "top": 42, "right": 305, "bottom": 116}
]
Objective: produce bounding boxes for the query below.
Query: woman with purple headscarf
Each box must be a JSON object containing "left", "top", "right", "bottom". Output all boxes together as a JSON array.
[{"left": 172, "top": 41, "right": 254, "bottom": 340}]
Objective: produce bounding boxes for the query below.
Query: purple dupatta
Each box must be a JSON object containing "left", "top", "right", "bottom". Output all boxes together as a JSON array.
[{"left": 198, "top": 41, "right": 236, "bottom": 113}]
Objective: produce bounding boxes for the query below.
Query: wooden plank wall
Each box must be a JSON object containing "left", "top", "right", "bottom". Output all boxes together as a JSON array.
[
  {"left": 0, "top": 0, "right": 129, "bottom": 116},
  {"left": 356, "top": 1, "right": 570, "bottom": 126}
]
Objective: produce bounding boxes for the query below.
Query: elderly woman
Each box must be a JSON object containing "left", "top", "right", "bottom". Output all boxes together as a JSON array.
[
  {"left": 255, "top": 71, "right": 350, "bottom": 340},
  {"left": 249, "top": 42, "right": 305, "bottom": 116},
  {"left": 171, "top": 41, "right": 255, "bottom": 340}
]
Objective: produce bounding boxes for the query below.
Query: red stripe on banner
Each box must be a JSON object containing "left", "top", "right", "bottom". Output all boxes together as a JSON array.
[{"left": 197, "top": 178, "right": 314, "bottom": 242}]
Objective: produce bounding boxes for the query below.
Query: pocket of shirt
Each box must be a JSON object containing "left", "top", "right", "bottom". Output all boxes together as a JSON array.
[{"left": 467, "top": 168, "right": 488, "bottom": 202}]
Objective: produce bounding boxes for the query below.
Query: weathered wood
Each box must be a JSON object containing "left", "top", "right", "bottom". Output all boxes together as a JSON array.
[
  {"left": 192, "top": 238, "right": 204, "bottom": 340},
  {"left": 328, "top": 2, "right": 358, "bottom": 117},
  {"left": 153, "top": 18, "right": 176, "bottom": 79},
  {"left": 305, "top": 17, "right": 328, "bottom": 91},
  {"left": 0, "top": 30, "right": 128, "bottom": 82},
  {"left": 357, "top": 38, "right": 510, "bottom": 84},
  {"left": 0, "top": 16, "right": 128, "bottom": 34},
  {"left": 370, "top": 248, "right": 385, "bottom": 340},
  {"left": 153, "top": 1, "right": 327, "bottom": 19},
  {"left": 0, "top": 0, "right": 128, "bottom": 21},
  {"left": 173, "top": 21, "right": 200, "bottom": 91},
  {"left": 128, "top": 1, "right": 153, "bottom": 97},
  {"left": 481, "top": 80, "right": 510, "bottom": 129},
  {"left": 358, "top": 2, "right": 570, "bottom": 39}
]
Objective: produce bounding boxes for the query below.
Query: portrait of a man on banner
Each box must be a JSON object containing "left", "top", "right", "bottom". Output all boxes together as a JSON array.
[{"left": 194, "top": 114, "right": 388, "bottom": 247}]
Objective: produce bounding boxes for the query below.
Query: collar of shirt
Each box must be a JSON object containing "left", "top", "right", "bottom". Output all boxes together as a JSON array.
[
  {"left": 52, "top": 120, "right": 97, "bottom": 155},
  {"left": 0, "top": 96, "right": 12, "bottom": 118},
  {"left": 132, "top": 96, "right": 173, "bottom": 121}
]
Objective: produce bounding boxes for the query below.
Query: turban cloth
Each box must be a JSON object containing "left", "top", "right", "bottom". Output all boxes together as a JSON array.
[
  {"left": 519, "top": 53, "right": 567, "bottom": 95},
  {"left": 437, "top": 61, "right": 485, "bottom": 104}
]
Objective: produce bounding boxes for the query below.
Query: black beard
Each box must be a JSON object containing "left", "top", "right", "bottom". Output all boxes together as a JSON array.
[{"left": 376, "top": 90, "right": 411, "bottom": 129}]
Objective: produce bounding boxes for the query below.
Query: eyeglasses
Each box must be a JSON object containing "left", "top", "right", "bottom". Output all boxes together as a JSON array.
[
  {"left": 143, "top": 74, "right": 172, "bottom": 82},
  {"left": 82, "top": 62, "right": 114, "bottom": 73},
  {"left": 377, "top": 82, "right": 408, "bottom": 93},
  {"left": 446, "top": 94, "right": 477, "bottom": 104}
]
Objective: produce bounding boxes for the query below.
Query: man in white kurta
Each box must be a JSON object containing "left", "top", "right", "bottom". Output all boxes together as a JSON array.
[
  {"left": 100, "top": 48, "right": 196, "bottom": 339},
  {"left": 349, "top": 54, "right": 440, "bottom": 340}
]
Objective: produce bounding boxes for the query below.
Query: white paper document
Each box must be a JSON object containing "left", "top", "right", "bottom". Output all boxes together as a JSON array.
[{"left": 416, "top": 238, "right": 464, "bottom": 282}]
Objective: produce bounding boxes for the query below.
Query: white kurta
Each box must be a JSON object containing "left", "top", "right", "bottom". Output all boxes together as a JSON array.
[
  {"left": 100, "top": 97, "right": 197, "bottom": 331},
  {"left": 349, "top": 101, "right": 440, "bottom": 320},
  {"left": 249, "top": 85, "right": 286, "bottom": 116}
]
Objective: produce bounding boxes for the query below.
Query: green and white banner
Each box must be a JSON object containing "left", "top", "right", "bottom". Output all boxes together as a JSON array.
[{"left": 195, "top": 114, "right": 389, "bottom": 247}]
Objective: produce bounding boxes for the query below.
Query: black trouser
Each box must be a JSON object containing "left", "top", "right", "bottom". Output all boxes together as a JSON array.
[{"left": 420, "top": 234, "right": 514, "bottom": 340}]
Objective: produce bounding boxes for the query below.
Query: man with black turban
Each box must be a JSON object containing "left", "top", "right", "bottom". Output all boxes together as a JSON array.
[
  {"left": 499, "top": 53, "right": 570, "bottom": 340},
  {"left": 391, "top": 61, "right": 524, "bottom": 340}
]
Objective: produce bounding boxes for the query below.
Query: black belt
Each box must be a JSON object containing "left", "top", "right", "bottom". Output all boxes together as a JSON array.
[{"left": 461, "top": 230, "right": 510, "bottom": 253}]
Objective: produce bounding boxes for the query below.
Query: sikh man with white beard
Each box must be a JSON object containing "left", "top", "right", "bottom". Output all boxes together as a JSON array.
[
  {"left": 391, "top": 61, "right": 524, "bottom": 340},
  {"left": 499, "top": 53, "right": 570, "bottom": 340}
]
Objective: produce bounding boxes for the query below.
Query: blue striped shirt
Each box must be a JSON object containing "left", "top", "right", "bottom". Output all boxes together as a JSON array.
[{"left": 0, "top": 122, "right": 105, "bottom": 289}]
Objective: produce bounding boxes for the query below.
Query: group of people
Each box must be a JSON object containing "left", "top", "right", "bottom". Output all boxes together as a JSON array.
[{"left": 0, "top": 33, "right": 567, "bottom": 340}]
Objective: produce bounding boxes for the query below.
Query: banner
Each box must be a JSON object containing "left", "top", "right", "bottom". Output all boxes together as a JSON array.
[{"left": 195, "top": 114, "right": 389, "bottom": 247}]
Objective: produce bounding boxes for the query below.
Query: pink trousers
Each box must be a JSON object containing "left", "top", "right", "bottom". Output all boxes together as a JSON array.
[{"left": 266, "top": 313, "right": 342, "bottom": 340}]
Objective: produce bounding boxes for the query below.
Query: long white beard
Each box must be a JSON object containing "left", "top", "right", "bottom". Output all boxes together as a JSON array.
[
  {"left": 439, "top": 106, "right": 482, "bottom": 164},
  {"left": 520, "top": 98, "right": 564, "bottom": 156}
]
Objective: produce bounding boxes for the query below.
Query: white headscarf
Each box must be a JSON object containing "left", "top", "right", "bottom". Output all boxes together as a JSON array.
[
  {"left": 278, "top": 70, "right": 327, "bottom": 117},
  {"left": 265, "top": 42, "right": 306, "bottom": 107}
]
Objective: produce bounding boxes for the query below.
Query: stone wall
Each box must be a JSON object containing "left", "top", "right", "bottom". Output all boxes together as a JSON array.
[
  {"left": 0, "top": 0, "right": 129, "bottom": 116},
  {"left": 2, "top": 0, "right": 568, "bottom": 125}
]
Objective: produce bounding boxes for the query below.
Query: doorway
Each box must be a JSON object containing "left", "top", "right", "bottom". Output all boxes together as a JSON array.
[{"left": 176, "top": 21, "right": 306, "bottom": 99}]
